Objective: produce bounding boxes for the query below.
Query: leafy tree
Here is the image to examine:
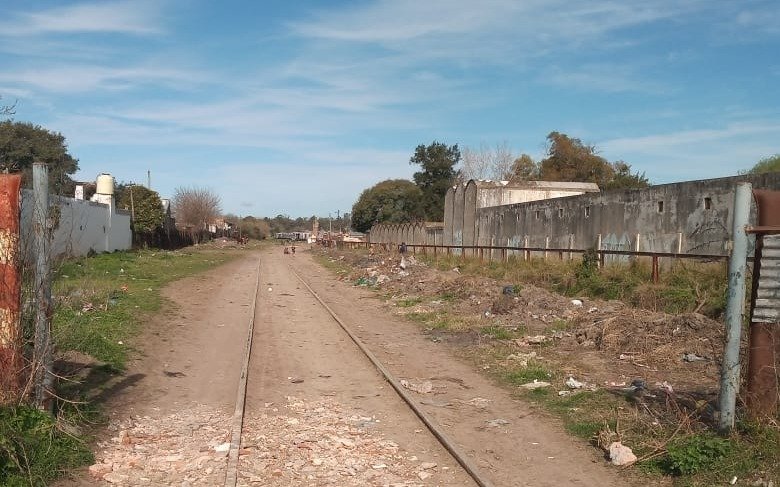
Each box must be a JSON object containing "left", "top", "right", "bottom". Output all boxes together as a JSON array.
[
  {"left": 351, "top": 179, "right": 424, "bottom": 233},
  {"left": 604, "top": 161, "right": 649, "bottom": 190},
  {"left": 539, "top": 132, "right": 648, "bottom": 190},
  {"left": 117, "top": 185, "right": 165, "bottom": 233},
  {"left": 747, "top": 154, "right": 780, "bottom": 174},
  {"left": 509, "top": 154, "right": 539, "bottom": 181},
  {"left": 410, "top": 141, "right": 460, "bottom": 221},
  {"left": 0, "top": 121, "right": 79, "bottom": 195},
  {"left": 223, "top": 214, "right": 272, "bottom": 240},
  {"left": 172, "top": 186, "right": 221, "bottom": 239}
]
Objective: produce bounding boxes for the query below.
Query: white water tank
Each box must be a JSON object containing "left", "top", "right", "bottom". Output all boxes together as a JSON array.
[{"left": 96, "top": 174, "right": 115, "bottom": 195}]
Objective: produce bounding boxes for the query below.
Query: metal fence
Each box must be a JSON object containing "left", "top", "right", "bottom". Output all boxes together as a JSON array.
[{"left": 329, "top": 240, "right": 729, "bottom": 283}]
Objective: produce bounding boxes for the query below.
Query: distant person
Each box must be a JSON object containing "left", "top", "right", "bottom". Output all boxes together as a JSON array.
[
  {"left": 284, "top": 247, "right": 289, "bottom": 254},
  {"left": 399, "top": 242, "right": 407, "bottom": 254},
  {"left": 291, "top": 245, "right": 296, "bottom": 255}
]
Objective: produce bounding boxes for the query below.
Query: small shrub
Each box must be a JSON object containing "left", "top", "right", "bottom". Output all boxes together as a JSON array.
[
  {"left": 661, "top": 433, "right": 732, "bottom": 475},
  {"left": 0, "top": 406, "right": 93, "bottom": 486},
  {"left": 480, "top": 325, "right": 514, "bottom": 340}
]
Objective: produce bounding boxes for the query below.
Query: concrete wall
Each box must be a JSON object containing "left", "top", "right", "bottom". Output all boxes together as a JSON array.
[
  {"left": 476, "top": 173, "right": 780, "bottom": 257},
  {"left": 452, "top": 185, "right": 465, "bottom": 252},
  {"left": 20, "top": 190, "right": 132, "bottom": 260},
  {"left": 443, "top": 187, "right": 454, "bottom": 246}
]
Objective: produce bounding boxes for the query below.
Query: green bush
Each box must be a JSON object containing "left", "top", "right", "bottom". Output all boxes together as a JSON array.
[
  {"left": 662, "top": 433, "right": 732, "bottom": 475},
  {"left": 0, "top": 406, "right": 92, "bottom": 486}
]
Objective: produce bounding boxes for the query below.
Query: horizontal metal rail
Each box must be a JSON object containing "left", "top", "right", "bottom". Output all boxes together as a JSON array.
[{"left": 324, "top": 240, "right": 732, "bottom": 283}]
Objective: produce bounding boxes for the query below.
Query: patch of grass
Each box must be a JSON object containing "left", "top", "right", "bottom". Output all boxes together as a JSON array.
[
  {"left": 437, "top": 292, "right": 458, "bottom": 302},
  {"left": 566, "top": 420, "right": 604, "bottom": 440},
  {"left": 546, "top": 319, "right": 572, "bottom": 332},
  {"left": 406, "top": 311, "right": 437, "bottom": 324},
  {"left": 502, "top": 361, "right": 553, "bottom": 385},
  {"left": 0, "top": 405, "right": 93, "bottom": 487},
  {"left": 480, "top": 325, "right": 516, "bottom": 340},
  {"left": 397, "top": 297, "right": 423, "bottom": 307},
  {"left": 422, "top": 253, "right": 728, "bottom": 320},
  {"left": 53, "top": 249, "right": 237, "bottom": 370}
]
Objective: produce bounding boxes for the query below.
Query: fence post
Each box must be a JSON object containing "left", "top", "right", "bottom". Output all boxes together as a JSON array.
[
  {"left": 524, "top": 235, "right": 529, "bottom": 261},
  {"left": 544, "top": 236, "right": 549, "bottom": 260},
  {"left": 0, "top": 174, "right": 22, "bottom": 403},
  {"left": 597, "top": 233, "right": 603, "bottom": 267},
  {"left": 718, "top": 182, "right": 752, "bottom": 433},
  {"left": 568, "top": 234, "right": 574, "bottom": 260},
  {"left": 32, "top": 163, "right": 53, "bottom": 410}
]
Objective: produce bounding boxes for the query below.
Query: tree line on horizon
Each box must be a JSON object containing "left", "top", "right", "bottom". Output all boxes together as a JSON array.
[
  {"left": 2, "top": 108, "right": 779, "bottom": 238},
  {"left": 350, "top": 133, "right": 780, "bottom": 233}
]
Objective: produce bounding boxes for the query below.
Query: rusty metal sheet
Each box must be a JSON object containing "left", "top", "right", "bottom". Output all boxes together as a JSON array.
[{"left": 752, "top": 234, "right": 780, "bottom": 323}]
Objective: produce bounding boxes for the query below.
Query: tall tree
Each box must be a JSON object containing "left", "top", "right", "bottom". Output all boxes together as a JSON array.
[
  {"left": 508, "top": 154, "right": 539, "bottom": 181},
  {"left": 0, "top": 121, "right": 79, "bottom": 195},
  {"left": 410, "top": 141, "right": 460, "bottom": 221},
  {"left": 351, "top": 179, "right": 423, "bottom": 233},
  {"left": 459, "top": 142, "right": 515, "bottom": 181},
  {"left": 539, "top": 132, "right": 648, "bottom": 190},
  {"left": 117, "top": 184, "right": 165, "bottom": 233},
  {"left": 747, "top": 154, "right": 780, "bottom": 174},
  {"left": 172, "top": 186, "right": 221, "bottom": 237}
]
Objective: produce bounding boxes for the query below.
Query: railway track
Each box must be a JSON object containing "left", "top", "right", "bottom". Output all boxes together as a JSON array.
[{"left": 221, "top": 257, "right": 494, "bottom": 487}]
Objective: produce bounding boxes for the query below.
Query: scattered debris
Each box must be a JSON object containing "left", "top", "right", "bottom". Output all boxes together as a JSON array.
[
  {"left": 400, "top": 379, "right": 434, "bottom": 394},
  {"left": 608, "top": 442, "right": 637, "bottom": 466},
  {"left": 485, "top": 418, "right": 510, "bottom": 428},
  {"left": 519, "top": 380, "right": 551, "bottom": 390},
  {"left": 506, "top": 351, "right": 537, "bottom": 367},
  {"left": 571, "top": 299, "right": 583, "bottom": 306},
  {"left": 682, "top": 353, "right": 708, "bottom": 362},
  {"left": 464, "top": 397, "right": 491, "bottom": 409},
  {"left": 565, "top": 377, "right": 585, "bottom": 389}
]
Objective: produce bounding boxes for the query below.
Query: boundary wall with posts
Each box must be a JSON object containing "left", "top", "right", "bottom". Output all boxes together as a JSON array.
[
  {"left": 19, "top": 190, "right": 131, "bottom": 259},
  {"left": 371, "top": 172, "right": 780, "bottom": 261}
]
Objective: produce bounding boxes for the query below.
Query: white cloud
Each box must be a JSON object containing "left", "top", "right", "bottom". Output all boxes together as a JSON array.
[
  {"left": 542, "top": 64, "right": 670, "bottom": 94},
  {"left": 0, "top": 64, "right": 204, "bottom": 94},
  {"left": 0, "top": 0, "right": 164, "bottom": 37}
]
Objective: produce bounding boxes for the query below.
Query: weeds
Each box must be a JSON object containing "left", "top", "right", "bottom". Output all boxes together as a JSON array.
[{"left": 0, "top": 405, "right": 93, "bottom": 486}]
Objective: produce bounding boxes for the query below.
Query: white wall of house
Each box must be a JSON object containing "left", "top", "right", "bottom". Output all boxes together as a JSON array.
[{"left": 20, "top": 190, "right": 132, "bottom": 259}]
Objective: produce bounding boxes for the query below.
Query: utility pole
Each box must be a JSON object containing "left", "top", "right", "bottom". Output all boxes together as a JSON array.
[
  {"left": 33, "top": 162, "right": 53, "bottom": 410},
  {"left": 718, "top": 182, "right": 751, "bottom": 432},
  {"left": 147, "top": 170, "right": 151, "bottom": 190}
]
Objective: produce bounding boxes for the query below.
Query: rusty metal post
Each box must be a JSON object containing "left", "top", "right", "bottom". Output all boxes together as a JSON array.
[
  {"left": 0, "top": 174, "right": 22, "bottom": 403},
  {"left": 33, "top": 163, "right": 53, "bottom": 409},
  {"left": 651, "top": 255, "right": 659, "bottom": 283},
  {"left": 719, "top": 182, "right": 752, "bottom": 432},
  {"left": 746, "top": 189, "right": 780, "bottom": 419}
]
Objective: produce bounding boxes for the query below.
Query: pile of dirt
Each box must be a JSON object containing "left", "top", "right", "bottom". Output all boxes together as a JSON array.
[{"left": 317, "top": 247, "right": 726, "bottom": 394}]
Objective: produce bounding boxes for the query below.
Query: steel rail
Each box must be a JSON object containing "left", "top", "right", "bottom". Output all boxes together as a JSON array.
[
  {"left": 289, "top": 264, "right": 495, "bottom": 487},
  {"left": 223, "top": 258, "right": 262, "bottom": 487}
]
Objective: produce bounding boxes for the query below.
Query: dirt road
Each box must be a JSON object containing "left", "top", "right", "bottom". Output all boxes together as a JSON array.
[{"left": 67, "top": 247, "right": 628, "bottom": 486}]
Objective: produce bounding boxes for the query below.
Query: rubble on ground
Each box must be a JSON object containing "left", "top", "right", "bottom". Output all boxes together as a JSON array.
[{"left": 89, "top": 397, "right": 442, "bottom": 486}]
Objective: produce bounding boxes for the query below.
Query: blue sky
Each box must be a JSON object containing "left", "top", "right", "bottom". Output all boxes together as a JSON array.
[{"left": 1, "top": 0, "right": 779, "bottom": 218}]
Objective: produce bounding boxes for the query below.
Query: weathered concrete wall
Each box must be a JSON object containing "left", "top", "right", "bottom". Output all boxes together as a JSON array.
[
  {"left": 20, "top": 190, "right": 132, "bottom": 259},
  {"left": 476, "top": 181, "right": 600, "bottom": 208},
  {"left": 476, "top": 173, "right": 780, "bottom": 257},
  {"left": 443, "top": 187, "right": 454, "bottom": 246},
  {"left": 452, "top": 185, "right": 465, "bottom": 252}
]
